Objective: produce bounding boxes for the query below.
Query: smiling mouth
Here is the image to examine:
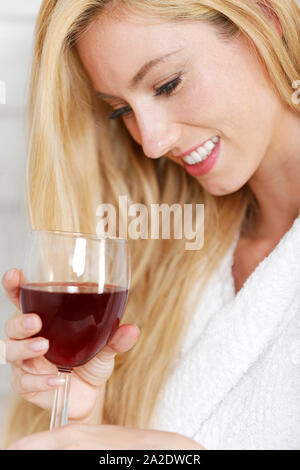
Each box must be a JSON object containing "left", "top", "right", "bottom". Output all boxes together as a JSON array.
[{"left": 174, "top": 136, "right": 219, "bottom": 164}]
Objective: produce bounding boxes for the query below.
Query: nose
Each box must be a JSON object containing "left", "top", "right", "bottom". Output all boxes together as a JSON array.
[{"left": 136, "top": 112, "right": 181, "bottom": 159}]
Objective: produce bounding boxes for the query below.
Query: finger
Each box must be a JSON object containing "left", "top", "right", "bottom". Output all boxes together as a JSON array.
[
  {"left": 21, "top": 355, "right": 57, "bottom": 376},
  {"left": 11, "top": 367, "right": 66, "bottom": 396},
  {"left": 5, "top": 337, "right": 49, "bottom": 363},
  {"left": 4, "top": 313, "right": 42, "bottom": 340},
  {"left": 1, "top": 269, "right": 21, "bottom": 310}
]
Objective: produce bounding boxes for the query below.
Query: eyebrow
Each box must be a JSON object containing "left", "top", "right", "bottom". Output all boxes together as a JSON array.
[{"left": 94, "top": 48, "right": 184, "bottom": 100}]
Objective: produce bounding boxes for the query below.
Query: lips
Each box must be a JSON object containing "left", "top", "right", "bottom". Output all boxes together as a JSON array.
[{"left": 182, "top": 137, "right": 221, "bottom": 177}]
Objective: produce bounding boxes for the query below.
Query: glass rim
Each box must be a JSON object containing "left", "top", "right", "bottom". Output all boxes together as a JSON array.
[{"left": 29, "top": 229, "right": 129, "bottom": 243}]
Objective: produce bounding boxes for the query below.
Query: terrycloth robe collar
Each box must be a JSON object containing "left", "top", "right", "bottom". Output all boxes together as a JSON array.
[{"left": 151, "top": 213, "right": 300, "bottom": 440}]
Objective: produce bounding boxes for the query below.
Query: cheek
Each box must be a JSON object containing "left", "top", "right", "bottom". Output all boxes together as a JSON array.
[
  {"left": 122, "top": 118, "right": 142, "bottom": 145},
  {"left": 178, "top": 81, "right": 216, "bottom": 124},
  {"left": 186, "top": 70, "right": 276, "bottom": 162},
  {"left": 178, "top": 71, "right": 232, "bottom": 129}
]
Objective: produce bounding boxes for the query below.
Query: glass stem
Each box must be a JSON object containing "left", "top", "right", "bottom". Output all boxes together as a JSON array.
[{"left": 50, "top": 369, "right": 72, "bottom": 431}]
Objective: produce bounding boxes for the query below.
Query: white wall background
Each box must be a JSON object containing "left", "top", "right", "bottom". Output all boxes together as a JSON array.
[{"left": 0, "top": 0, "right": 42, "bottom": 446}]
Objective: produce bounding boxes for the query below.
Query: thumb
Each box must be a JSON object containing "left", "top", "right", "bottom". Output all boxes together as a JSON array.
[
  {"left": 75, "top": 324, "right": 140, "bottom": 387},
  {"left": 103, "top": 323, "right": 141, "bottom": 355}
]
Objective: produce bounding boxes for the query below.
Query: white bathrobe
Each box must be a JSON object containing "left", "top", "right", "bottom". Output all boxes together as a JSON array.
[{"left": 150, "top": 213, "right": 300, "bottom": 450}]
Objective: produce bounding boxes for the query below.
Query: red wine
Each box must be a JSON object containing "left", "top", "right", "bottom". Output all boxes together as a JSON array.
[{"left": 19, "top": 282, "right": 129, "bottom": 370}]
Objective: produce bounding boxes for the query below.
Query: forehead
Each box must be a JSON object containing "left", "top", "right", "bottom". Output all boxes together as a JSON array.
[
  {"left": 75, "top": 10, "right": 211, "bottom": 92},
  {"left": 77, "top": 11, "right": 183, "bottom": 60}
]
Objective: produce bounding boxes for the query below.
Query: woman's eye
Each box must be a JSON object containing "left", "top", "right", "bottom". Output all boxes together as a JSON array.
[
  {"left": 154, "top": 75, "right": 183, "bottom": 97},
  {"left": 108, "top": 106, "right": 132, "bottom": 120},
  {"left": 108, "top": 74, "right": 183, "bottom": 120}
]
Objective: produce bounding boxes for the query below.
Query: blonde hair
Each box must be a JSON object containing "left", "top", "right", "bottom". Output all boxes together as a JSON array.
[{"left": 4, "top": 0, "right": 300, "bottom": 447}]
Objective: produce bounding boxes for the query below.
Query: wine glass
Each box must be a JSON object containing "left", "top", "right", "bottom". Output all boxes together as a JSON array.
[{"left": 19, "top": 229, "right": 130, "bottom": 430}]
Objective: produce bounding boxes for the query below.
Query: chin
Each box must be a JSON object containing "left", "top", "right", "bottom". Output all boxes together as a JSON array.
[{"left": 198, "top": 179, "right": 247, "bottom": 197}]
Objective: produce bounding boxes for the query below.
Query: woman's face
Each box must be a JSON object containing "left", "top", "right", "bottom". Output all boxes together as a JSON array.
[{"left": 76, "top": 10, "right": 283, "bottom": 196}]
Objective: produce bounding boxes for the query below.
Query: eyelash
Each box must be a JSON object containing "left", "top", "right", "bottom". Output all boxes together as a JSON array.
[{"left": 108, "top": 75, "right": 183, "bottom": 120}]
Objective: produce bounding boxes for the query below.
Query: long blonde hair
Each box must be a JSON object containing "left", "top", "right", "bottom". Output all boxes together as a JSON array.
[{"left": 4, "top": 0, "right": 300, "bottom": 447}]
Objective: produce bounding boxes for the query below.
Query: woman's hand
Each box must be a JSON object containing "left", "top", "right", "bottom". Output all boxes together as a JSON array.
[
  {"left": 2, "top": 269, "right": 140, "bottom": 422},
  {"left": 6, "top": 424, "right": 205, "bottom": 450}
]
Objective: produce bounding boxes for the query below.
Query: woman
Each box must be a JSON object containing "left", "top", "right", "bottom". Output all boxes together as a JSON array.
[{"left": 1, "top": 0, "right": 300, "bottom": 450}]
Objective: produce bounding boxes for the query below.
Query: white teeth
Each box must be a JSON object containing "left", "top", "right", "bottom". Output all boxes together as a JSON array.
[
  {"left": 184, "top": 155, "right": 195, "bottom": 165},
  {"left": 190, "top": 151, "right": 202, "bottom": 163},
  {"left": 204, "top": 141, "right": 215, "bottom": 152},
  {"left": 183, "top": 136, "right": 219, "bottom": 165},
  {"left": 197, "top": 147, "right": 208, "bottom": 158}
]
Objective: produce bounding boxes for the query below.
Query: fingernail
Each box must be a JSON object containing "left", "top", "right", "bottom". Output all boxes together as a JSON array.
[
  {"left": 47, "top": 377, "right": 66, "bottom": 387},
  {"left": 29, "top": 339, "right": 49, "bottom": 352},
  {"left": 23, "top": 316, "right": 37, "bottom": 330},
  {"left": 5, "top": 269, "right": 16, "bottom": 282}
]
